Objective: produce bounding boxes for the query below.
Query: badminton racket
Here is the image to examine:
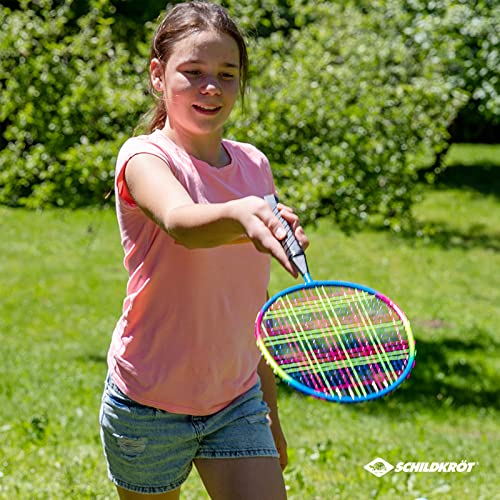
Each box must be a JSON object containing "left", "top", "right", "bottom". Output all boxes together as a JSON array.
[{"left": 255, "top": 194, "right": 415, "bottom": 402}]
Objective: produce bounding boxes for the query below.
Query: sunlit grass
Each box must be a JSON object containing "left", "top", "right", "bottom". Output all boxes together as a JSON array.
[{"left": 0, "top": 144, "right": 499, "bottom": 499}]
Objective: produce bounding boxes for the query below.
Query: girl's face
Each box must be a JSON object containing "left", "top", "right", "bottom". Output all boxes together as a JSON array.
[{"left": 151, "top": 30, "right": 241, "bottom": 141}]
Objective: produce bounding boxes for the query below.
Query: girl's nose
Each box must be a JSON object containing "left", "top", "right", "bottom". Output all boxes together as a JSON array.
[{"left": 200, "top": 76, "right": 222, "bottom": 95}]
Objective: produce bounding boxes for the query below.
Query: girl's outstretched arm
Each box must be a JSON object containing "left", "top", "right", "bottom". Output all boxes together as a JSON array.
[{"left": 124, "top": 153, "right": 307, "bottom": 277}]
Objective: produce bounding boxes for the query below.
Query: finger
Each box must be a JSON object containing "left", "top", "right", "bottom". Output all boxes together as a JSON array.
[
  {"left": 275, "top": 204, "right": 302, "bottom": 237},
  {"left": 249, "top": 226, "right": 298, "bottom": 278},
  {"left": 276, "top": 205, "right": 309, "bottom": 251},
  {"left": 276, "top": 204, "right": 299, "bottom": 228},
  {"left": 279, "top": 447, "right": 288, "bottom": 471},
  {"left": 276, "top": 202, "right": 294, "bottom": 213},
  {"left": 294, "top": 225, "right": 310, "bottom": 250},
  {"left": 267, "top": 214, "right": 287, "bottom": 241},
  {"left": 266, "top": 238, "right": 299, "bottom": 278},
  {"left": 248, "top": 208, "right": 300, "bottom": 278},
  {"left": 253, "top": 201, "right": 288, "bottom": 241},
  {"left": 273, "top": 435, "right": 288, "bottom": 470}
]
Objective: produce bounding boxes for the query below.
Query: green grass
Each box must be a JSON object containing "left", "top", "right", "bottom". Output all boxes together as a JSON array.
[{"left": 0, "top": 143, "right": 499, "bottom": 499}]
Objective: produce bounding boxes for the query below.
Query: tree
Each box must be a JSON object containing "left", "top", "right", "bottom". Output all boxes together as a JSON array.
[
  {"left": 1, "top": 0, "right": 497, "bottom": 232},
  {"left": 226, "top": 1, "right": 468, "bottom": 229},
  {"left": 0, "top": 0, "right": 147, "bottom": 207}
]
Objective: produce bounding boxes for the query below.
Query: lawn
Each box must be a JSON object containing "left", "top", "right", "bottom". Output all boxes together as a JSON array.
[{"left": 0, "top": 144, "right": 498, "bottom": 499}]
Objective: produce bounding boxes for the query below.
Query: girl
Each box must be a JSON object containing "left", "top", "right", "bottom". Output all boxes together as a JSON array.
[{"left": 99, "top": 2, "right": 309, "bottom": 499}]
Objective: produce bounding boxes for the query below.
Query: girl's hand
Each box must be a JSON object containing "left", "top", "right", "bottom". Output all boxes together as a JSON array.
[
  {"left": 229, "top": 196, "right": 309, "bottom": 278},
  {"left": 276, "top": 201, "right": 310, "bottom": 252},
  {"left": 270, "top": 417, "right": 288, "bottom": 471}
]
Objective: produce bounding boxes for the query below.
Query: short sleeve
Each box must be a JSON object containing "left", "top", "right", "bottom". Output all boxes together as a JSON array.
[{"left": 115, "top": 136, "right": 174, "bottom": 206}]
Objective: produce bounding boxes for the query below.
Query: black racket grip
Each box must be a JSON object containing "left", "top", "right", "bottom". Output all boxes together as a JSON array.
[{"left": 264, "top": 194, "right": 309, "bottom": 277}]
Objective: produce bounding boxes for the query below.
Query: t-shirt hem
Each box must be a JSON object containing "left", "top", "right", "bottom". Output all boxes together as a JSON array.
[{"left": 109, "top": 369, "right": 259, "bottom": 416}]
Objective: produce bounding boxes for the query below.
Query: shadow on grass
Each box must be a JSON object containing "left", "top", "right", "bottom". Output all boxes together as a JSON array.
[
  {"left": 402, "top": 160, "right": 500, "bottom": 252},
  {"left": 85, "top": 353, "right": 108, "bottom": 364},
  {"left": 419, "top": 162, "right": 500, "bottom": 198},
  {"left": 404, "top": 221, "right": 500, "bottom": 252},
  {"left": 277, "top": 328, "right": 500, "bottom": 411},
  {"left": 392, "top": 333, "right": 500, "bottom": 410}
]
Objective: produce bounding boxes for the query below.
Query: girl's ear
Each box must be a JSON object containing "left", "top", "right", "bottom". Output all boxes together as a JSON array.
[{"left": 150, "top": 58, "right": 164, "bottom": 92}]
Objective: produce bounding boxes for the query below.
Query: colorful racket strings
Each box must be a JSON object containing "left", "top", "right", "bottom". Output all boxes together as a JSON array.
[{"left": 255, "top": 282, "right": 415, "bottom": 402}]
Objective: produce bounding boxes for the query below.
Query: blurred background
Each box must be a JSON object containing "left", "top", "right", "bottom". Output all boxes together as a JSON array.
[
  {"left": 1, "top": 0, "right": 498, "bottom": 228},
  {"left": 1, "top": 1, "right": 498, "bottom": 499}
]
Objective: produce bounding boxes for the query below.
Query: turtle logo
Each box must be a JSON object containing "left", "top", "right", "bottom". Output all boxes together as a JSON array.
[{"left": 364, "top": 457, "right": 395, "bottom": 477}]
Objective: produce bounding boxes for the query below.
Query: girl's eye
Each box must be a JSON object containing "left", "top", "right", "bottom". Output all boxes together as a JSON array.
[{"left": 183, "top": 69, "right": 237, "bottom": 80}]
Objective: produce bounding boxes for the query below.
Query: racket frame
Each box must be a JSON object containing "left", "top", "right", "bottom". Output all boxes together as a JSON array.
[{"left": 255, "top": 278, "right": 415, "bottom": 403}]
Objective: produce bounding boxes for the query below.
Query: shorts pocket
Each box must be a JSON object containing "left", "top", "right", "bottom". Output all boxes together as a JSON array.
[
  {"left": 102, "top": 379, "right": 158, "bottom": 418},
  {"left": 244, "top": 412, "right": 270, "bottom": 425},
  {"left": 243, "top": 401, "right": 271, "bottom": 425}
]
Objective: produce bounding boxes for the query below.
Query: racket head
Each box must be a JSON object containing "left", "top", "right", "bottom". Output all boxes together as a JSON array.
[{"left": 255, "top": 280, "right": 415, "bottom": 403}]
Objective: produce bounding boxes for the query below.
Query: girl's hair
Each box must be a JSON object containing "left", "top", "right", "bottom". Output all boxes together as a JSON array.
[{"left": 146, "top": 1, "right": 248, "bottom": 133}]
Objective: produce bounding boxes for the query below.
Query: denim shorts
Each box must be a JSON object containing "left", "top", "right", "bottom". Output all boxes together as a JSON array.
[{"left": 99, "top": 375, "right": 278, "bottom": 494}]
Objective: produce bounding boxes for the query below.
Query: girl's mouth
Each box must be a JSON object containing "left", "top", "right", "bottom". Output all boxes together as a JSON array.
[{"left": 193, "top": 104, "right": 222, "bottom": 115}]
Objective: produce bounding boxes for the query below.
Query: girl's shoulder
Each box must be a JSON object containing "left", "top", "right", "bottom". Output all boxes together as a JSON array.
[
  {"left": 117, "top": 130, "right": 181, "bottom": 170},
  {"left": 120, "top": 129, "right": 171, "bottom": 155}
]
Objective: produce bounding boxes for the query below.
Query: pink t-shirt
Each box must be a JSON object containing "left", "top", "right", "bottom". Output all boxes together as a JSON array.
[{"left": 108, "top": 129, "right": 275, "bottom": 415}]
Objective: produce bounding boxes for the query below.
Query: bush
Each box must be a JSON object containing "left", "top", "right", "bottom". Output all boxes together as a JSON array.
[
  {"left": 0, "top": 0, "right": 148, "bottom": 207},
  {"left": 226, "top": 1, "right": 468, "bottom": 229},
  {"left": 1, "top": 0, "right": 497, "bottom": 232},
  {"left": 401, "top": 0, "right": 499, "bottom": 125}
]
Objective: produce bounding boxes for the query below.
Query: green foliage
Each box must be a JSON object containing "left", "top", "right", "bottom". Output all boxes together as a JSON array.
[
  {"left": 401, "top": 0, "right": 500, "bottom": 143},
  {"left": 0, "top": 0, "right": 498, "bottom": 231},
  {"left": 399, "top": 0, "right": 500, "bottom": 124},
  {"left": 0, "top": 0, "right": 147, "bottom": 207},
  {"left": 227, "top": 1, "right": 468, "bottom": 229}
]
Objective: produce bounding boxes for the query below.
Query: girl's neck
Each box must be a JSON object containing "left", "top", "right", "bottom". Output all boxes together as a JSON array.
[{"left": 161, "top": 124, "right": 229, "bottom": 168}]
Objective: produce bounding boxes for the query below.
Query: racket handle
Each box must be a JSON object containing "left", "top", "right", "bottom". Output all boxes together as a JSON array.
[{"left": 264, "top": 194, "right": 310, "bottom": 278}]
